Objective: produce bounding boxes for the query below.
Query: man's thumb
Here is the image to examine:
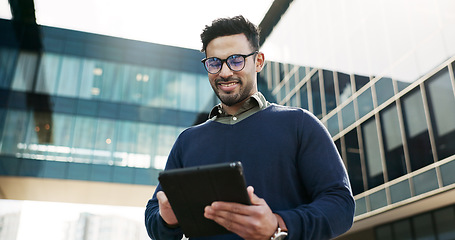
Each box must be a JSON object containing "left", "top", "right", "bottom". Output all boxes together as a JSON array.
[{"left": 247, "top": 186, "right": 262, "bottom": 205}]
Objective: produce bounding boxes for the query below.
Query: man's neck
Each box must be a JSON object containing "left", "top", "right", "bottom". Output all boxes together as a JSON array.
[
  {"left": 221, "top": 103, "right": 242, "bottom": 116},
  {"left": 221, "top": 92, "right": 259, "bottom": 115}
]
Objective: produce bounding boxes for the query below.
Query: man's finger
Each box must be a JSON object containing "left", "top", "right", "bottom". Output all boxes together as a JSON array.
[{"left": 247, "top": 186, "right": 263, "bottom": 205}]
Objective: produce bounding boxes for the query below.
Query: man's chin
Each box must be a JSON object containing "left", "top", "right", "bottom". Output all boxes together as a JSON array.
[{"left": 218, "top": 94, "right": 240, "bottom": 107}]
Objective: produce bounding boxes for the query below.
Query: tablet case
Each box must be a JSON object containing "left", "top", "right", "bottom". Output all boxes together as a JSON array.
[{"left": 158, "top": 161, "right": 251, "bottom": 237}]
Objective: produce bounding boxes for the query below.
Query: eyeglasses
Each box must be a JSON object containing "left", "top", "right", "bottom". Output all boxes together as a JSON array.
[{"left": 201, "top": 51, "right": 258, "bottom": 74}]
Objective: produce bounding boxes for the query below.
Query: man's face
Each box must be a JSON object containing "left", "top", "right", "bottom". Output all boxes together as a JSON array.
[{"left": 205, "top": 34, "right": 264, "bottom": 107}]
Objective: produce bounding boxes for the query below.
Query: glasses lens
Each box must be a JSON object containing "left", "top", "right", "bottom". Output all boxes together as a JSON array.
[
  {"left": 227, "top": 55, "right": 245, "bottom": 71},
  {"left": 205, "top": 58, "right": 221, "bottom": 74}
]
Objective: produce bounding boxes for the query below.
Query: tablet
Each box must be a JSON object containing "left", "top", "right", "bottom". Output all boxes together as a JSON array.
[{"left": 158, "top": 161, "right": 251, "bottom": 237}]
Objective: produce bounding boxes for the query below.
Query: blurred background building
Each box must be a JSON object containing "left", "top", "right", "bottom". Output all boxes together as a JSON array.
[{"left": 1, "top": 0, "right": 455, "bottom": 239}]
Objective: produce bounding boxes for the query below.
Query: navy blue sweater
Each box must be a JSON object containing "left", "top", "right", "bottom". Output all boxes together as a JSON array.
[{"left": 145, "top": 104, "right": 355, "bottom": 240}]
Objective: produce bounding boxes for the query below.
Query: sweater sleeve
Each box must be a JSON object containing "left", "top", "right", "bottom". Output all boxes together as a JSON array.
[
  {"left": 144, "top": 138, "right": 185, "bottom": 240},
  {"left": 277, "top": 110, "right": 355, "bottom": 240}
]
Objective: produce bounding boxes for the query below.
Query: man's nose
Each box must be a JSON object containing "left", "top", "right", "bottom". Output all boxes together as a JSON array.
[{"left": 218, "top": 62, "right": 233, "bottom": 77}]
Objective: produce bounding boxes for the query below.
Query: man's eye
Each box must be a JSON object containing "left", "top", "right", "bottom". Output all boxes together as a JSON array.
[
  {"left": 229, "top": 56, "right": 243, "bottom": 66},
  {"left": 209, "top": 61, "right": 221, "bottom": 67}
]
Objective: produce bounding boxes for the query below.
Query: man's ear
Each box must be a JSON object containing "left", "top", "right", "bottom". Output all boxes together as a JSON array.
[{"left": 255, "top": 52, "right": 265, "bottom": 72}]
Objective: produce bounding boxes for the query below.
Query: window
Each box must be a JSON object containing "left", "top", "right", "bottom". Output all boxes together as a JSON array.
[
  {"left": 310, "top": 72, "right": 322, "bottom": 118},
  {"left": 278, "top": 63, "right": 286, "bottom": 82},
  {"left": 299, "top": 83, "right": 309, "bottom": 110},
  {"left": 362, "top": 118, "right": 384, "bottom": 189},
  {"left": 392, "top": 219, "right": 413, "bottom": 240},
  {"left": 354, "top": 74, "right": 369, "bottom": 91},
  {"left": 0, "top": 110, "right": 28, "bottom": 155},
  {"left": 323, "top": 70, "right": 336, "bottom": 114},
  {"left": 57, "top": 55, "right": 82, "bottom": 97},
  {"left": 424, "top": 67, "right": 455, "bottom": 160},
  {"left": 413, "top": 213, "right": 436, "bottom": 240},
  {"left": 376, "top": 225, "right": 393, "bottom": 240},
  {"left": 11, "top": 51, "right": 38, "bottom": 92},
  {"left": 375, "top": 77, "right": 394, "bottom": 106},
  {"left": 0, "top": 47, "right": 19, "bottom": 88},
  {"left": 345, "top": 129, "right": 364, "bottom": 195},
  {"left": 35, "top": 53, "right": 61, "bottom": 95},
  {"left": 380, "top": 104, "right": 407, "bottom": 180},
  {"left": 401, "top": 89, "right": 433, "bottom": 171},
  {"left": 434, "top": 206, "right": 455, "bottom": 240},
  {"left": 357, "top": 88, "right": 374, "bottom": 118},
  {"left": 327, "top": 113, "right": 339, "bottom": 137},
  {"left": 298, "top": 66, "right": 306, "bottom": 81},
  {"left": 338, "top": 72, "right": 352, "bottom": 104},
  {"left": 341, "top": 101, "right": 356, "bottom": 129}
]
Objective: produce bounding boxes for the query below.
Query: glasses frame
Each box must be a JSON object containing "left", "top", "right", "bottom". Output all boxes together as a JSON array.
[{"left": 201, "top": 51, "right": 258, "bottom": 74}]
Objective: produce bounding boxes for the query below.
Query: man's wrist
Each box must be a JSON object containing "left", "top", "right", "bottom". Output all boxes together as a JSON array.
[
  {"left": 270, "top": 213, "right": 288, "bottom": 240},
  {"left": 160, "top": 216, "right": 179, "bottom": 229},
  {"left": 273, "top": 213, "right": 288, "bottom": 232}
]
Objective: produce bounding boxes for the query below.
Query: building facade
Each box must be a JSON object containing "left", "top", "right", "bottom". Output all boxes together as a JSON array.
[
  {"left": 1, "top": 12, "right": 455, "bottom": 240},
  {"left": 259, "top": 58, "right": 455, "bottom": 239}
]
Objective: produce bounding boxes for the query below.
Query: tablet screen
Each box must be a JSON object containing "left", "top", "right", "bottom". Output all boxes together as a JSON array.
[{"left": 158, "top": 161, "right": 250, "bottom": 237}]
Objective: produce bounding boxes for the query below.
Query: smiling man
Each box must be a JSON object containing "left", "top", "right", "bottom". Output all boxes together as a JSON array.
[{"left": 145, "top": 15, "right": 355, "bottom": 240}]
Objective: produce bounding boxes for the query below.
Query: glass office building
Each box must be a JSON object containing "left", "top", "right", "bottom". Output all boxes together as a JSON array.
[
  {"left": 2, "top": 11, "right": 455, "bottom": 240},
  {"left": 259, "top": 59, "right": 455, "bottom": 239},
  {"left": 0, "top": 18, "right": 218, "bottom": 186}
]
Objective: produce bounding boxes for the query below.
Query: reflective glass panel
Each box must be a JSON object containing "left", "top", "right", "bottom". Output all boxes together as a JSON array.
[
  {"left": 390, "top": 179, "right": 411, "bottom": 204},
  {"left": 279, "top": 63, "right": 286, "bottom": 82},
  {"left": 355, "top": 197, "right": 367, "bottom": 216},
  {"left": 288, "top": 71, "right": 296, "bottom": 91},
  {"left": 396, "top": 80, "right": 411, "bottom": 92},
  {"left": 35, "top": 53, "right": 60, "bottom": 95},
  {"left": 413, "top": 169, "right": 438, "bottom": 196},
  {"left": 424, "top": 67, "right": 455, "bottom": 160},
  {"left": 323, "top": 70, "right": 336, "bottom": 114},
  {"left": 401, "top": 88, "right": 433, "bottom": 171},
  {"left": 434, "top": 206, "right": 455, "bottom": 240},
  {"left": 71, "top": 116, "right": 97, "bottom": 163},
  {"left": 0, "top": 47, "right": 18, "bottom": 88},
  {"left": 338, "top": 72, "right": 352, "bottom": 104},
  {"left": 310, "top": 72, "right": 322, "bottom": 118},
  {"left": 370, "top": 189, "right": 387, "bottom": 210},
  {"left": 440, "top": 160, "right": 455, "bottom": 186},
  {"left": 380, "top": 104, "right": 407, "bottom": 180},
  {"left": 341, "top": 101, "right": 356, "bottom": 129},
  {"left": 393, "top": 219, "right": 413, "bottom": 240},
  {"left": 354, "top": 74, "right": 369, "bottom": 91},
  {"left": 299, "top": 83, "right": 309, "bottom": 110},
  {"left": 375, "top": 77, "right": 394, "bottom": 106},
  {"left": 57, "top": 55, "right": 81, "bottom": 97},
  {"left": 298, "top": 66, "right": 306, "bottom": 81},
  {"left": 413, "top": 213, "right": 436, "bottom": 240},
  {"left": 327, "top": 113, "right": 339, "bottom": 137},
  {"left": 0, "top": 110, "right": 28, "bottom": 155},
  {"left": 357, "top": 88, "right": 374, "bottom": 118},
  {"left": 345, "top": 129, "right": 364, "bottom": 195},
  {"left": 376, "top": 225, "right": 393, "bottom": 240},
  {"left": 362, "top": 118, "right": 384, "bottom": 189},
  {"left": 11, "top": 51, "right": 38, "bottom": 92}
]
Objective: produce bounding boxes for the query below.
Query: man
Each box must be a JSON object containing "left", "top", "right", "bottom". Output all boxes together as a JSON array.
[{"left": 145, "top": 15, "right": 355, "bottom": 240}]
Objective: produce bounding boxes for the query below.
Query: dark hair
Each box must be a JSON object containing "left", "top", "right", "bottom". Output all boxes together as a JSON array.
[{"left": 200, "top": 15, "right": 260, "bottom": 53}]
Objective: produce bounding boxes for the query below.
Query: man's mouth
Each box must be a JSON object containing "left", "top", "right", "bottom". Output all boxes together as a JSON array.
[
  {"left": 216, "top": 79, "right": 240, "bottom": 92},
  {"left": 219, "top": 82, "right": 237, "bottom": 87}
]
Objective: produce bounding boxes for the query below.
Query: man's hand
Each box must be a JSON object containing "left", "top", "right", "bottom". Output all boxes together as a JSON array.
[
  {"left": 204, "top": 186, "right": 278, "bottom": 240},
  {"left": 156, "top": 191, "right": 179, "bottom": 227}
]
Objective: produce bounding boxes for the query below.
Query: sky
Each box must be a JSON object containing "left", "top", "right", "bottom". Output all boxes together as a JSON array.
[
  {"left": 2, "top": 0, "right": 454, "bottom": 82},
  {"left": 3, "top": 0, "right": 274, "bottom": 51}
]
